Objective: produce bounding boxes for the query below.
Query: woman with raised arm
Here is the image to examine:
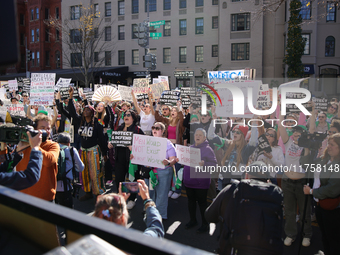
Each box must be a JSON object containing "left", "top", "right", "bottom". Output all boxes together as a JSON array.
[{"left": 131, "top": 91, "right": 155, "bottom": 135}]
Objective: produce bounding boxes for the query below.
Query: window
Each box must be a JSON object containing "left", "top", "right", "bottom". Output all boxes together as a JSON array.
[
  {"left": 196, "top": 0, "right": 204, "bottom": 7},
  {"left": 36, "top": 51, "right": 40, "bottom": 65},
  {"left": 94, "top": 52, "right": 99, "bottom": 62},
  {"left": 70, "top": 29, "right": 82, "bottom": 43},
  {"left": 118, "top": 25, "right": 125, "bottom": 40},
  {"left": 164, "top": 21, "right": 171, "bottom": 36},
  {"left": 118, "top": 1, "right": 125, "bottom": 15},
  {"left": 56, "top": 29, "right": 60, "bottom": 41},
  {"left": 325, "top": 36, "right": 335, "bottom": 57},
  {"left": 118, "top": 50, "right": 125, "bottom": 65},
  {"left": 179, "top": 47, "right": 186, "bottom": 63},
  {"left": 94, "top": 4, "right": 99, "bottom": 18},
  {"left": 231, "top": 13, "right": 250, "bottom": 31},
  {"left": 71, "top": 6, "right": 81, "bottom": 20},
  {"left": 132, "top": 24, "right": 138, "bottom": 39},
  {"left": 31, "top": 52, "right": 35, "bottom": 66},
  {"left": 163, "top": 48, "right": 171, "bottom": 63},
  {"left": 132, "top": 49, "right": 139, "bottom": 65},
  {"left": 71, "top": 53, "right": 82, "bottom": 67},
  {"left": 30, "top": 9, "right": 34, "bottom": 20},
  {"left": 105, "top": 51, "right": 111, "bottom": 66},
  {"left": 302, "top": 34, "right": 310, "bottom": 55},
  {"left": 20, "top": 33, "right": 25, "bottom": 46},
  {"left": 36, "top": 8, "right": 39, "bottom": 19},
  {"left": 164, "top": 0, "right": 171, "bottom": 10},
  {"left": 94, "top": 27, "right": 99, "bottom": 38},
  {"left": 31, "top": 29, "right": 34, "bottom": 42},
  {"left": 36, "top": 28, "right": 39, "bottom": 42},
  {"left": 326, "top": 2, "right": 336, "bottom": 22},
  {"left": 105, "top": 26, "right": 111, "bottom": 41},
  {"left": 20, "top": 14, "right": 25, "bottom": 25},
  {"left": 56, "top": 51, "right": 60, "bottom": 68},
  {"left": 132, "top": 0, "right": 139, "bottom": 13},
  {"left": 46, "top": 51, "right": 50, "bottom": 66},
  {"left": 212, "top": 0, "right": 219, "bottom": 5},
  {"left": 195, "top": 46, "right": 203, "bottom": 62},
  {"left": 300, "top": 0, "right": 311, "bottom": 20},
  {"left": 196, "top": 18, "right": 204, "bottom": 34},
  {"left": 45, "top": 8, "right": 49, "bottom": 19},
  {"left": 212, "top": 16, "right": 218, "bottom": 29},
  {"left": 212, "top": 45, "right": 218, "bottom": 57},
  {"left": 180, "top": 0, "right": 186, "bottom": 8},
  {"left": 179, "top": 19, "right": 187, "bottom": 35},
  {"left": 146, "top": 0, "right": 157, "bottom": 12},
  {"left": 56, "top": 7, "right": 60, "bottom": 19},
  {"left": 105, "top": 2, "right": 111, "bottom": 17},
  {"left": 231, "top": 43, "right": 250, "bottom": 60}
]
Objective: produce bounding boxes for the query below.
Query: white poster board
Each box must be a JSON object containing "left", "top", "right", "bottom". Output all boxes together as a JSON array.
[
  {"left": 6, "top": 104, "right": 26, "bottom": 117},
  {"left": 56, "top": 78, "right": 72, "bottom": 89},
  {"left": 176, "top": 145, "right": 201, "bottom": 167},
  {"left": 158, "top": 76, "right": 169, "bottom": 84},
  {"left": 8, "top": 79, "right": 18, "bottom": 91},
  {"left": 257, "top": 84, "right": 270, "bottom": 108},
  {"left": 30, "top": 73, "right": 55, "bottom": 106},
  {"left": 131, "top": 134, "right": 167, "bottom": 169},
  {"left": 118, "top": 85, "right": 133, "bottom": 101},
  {"left": 0, "top": 88, "right": 6, "bottom": 100}
]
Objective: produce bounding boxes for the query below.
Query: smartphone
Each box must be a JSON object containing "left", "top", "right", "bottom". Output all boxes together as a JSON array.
[{"left": 121, "top": 182, "right": 139, "bottom": 193}]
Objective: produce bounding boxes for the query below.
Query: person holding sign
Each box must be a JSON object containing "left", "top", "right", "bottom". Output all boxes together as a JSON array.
[
  {"left": 131, "top": 91, "right": 155, "bottom": 136},
  {"left": 182, "top": 128, "right": 217, "bottom": 233},
  {"left": 68, "top": 87, "right": 108, "bottom": 201}
]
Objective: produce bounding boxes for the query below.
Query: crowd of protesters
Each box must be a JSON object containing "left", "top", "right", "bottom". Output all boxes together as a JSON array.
[{"left": 1, "top": 86, "right": 340, "bottom": 254}]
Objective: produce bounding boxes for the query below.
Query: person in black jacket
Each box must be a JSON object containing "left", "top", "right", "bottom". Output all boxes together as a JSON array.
[{"left": 68, "top": 87, "right": 108, "bottom": 201}]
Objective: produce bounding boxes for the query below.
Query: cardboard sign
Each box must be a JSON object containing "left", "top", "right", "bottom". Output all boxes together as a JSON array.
[
  {"left": 257, "top": 84, "right": 270, "bottom": 108},
  {"left": 150, "top": 81, "right": 169, "bottom": 99},
  {"left": 176, "top": 145, "right": 201, "bottom": 167},
  {"left": 60, "top": 87, "right": 79, "bottom": 99},
  {"left": 6, "top": 104, "right": 26, "bottom": 117},
  {"left": 160, "top": 91, "right": 180, "bottom": 106},
  {"left": 133, "top": 78, "right": 149, "bottom": 94},
  {"left": 118, "top": 85, "right": 133, "bottom": 102},
  {"left": 8, "top": 79, "right": 18, "bottom": 91},
  {"left": 110, "top": 131, "right": 133, "bottom": 147},
  {"left": 30, "top": 73, "right": 55, "bottom": 105},
  {"left": 131, "top": 134, "right": 167, "bottom": 169},
  {"left": 312, "top": 97, "right": 328, "bottom": 112},
  {"left": 56, "top": 78, "right": 72, "bottom": 88}
]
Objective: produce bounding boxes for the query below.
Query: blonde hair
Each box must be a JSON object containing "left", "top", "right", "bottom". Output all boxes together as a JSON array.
[
  {"left": 221, "top": 136, "right": 247, "bottom": 168},
  {"left": 95, "top": 102, "right": 106, "bottom": 120}
]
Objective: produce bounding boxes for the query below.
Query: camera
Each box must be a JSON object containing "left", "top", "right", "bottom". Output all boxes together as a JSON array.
[
  {"left": 298, "top": 131, "right": 327, "bottom": 150},
  {"left": 0, "top": 124, "right": 48, "bottom": 144}
]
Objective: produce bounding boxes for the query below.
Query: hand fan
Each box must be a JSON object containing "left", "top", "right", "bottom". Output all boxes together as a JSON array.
[{"left": 92, "top": 86, "right": 122, "bottom": 102}]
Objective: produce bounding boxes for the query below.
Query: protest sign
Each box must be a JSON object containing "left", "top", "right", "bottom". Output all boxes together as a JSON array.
[
  {"left": 84, "top": 91, "right": 94, "bottom": 102},
  {"left": 257, "top": 84, "right": 270, "bottom": 108},
  {"left": 182, "top": 97, "right": 191, "bottom": 109},
  {"left": 152, "top": 78, "right": 160, "bottom": 84},
  {"left": 131, "top": 134, "right": 167, "bottom": 169},
  {"left": 60, "top": 87, "right": 79, "bottom": 99},
  {"left": 0, "top": 106, "right": 7, "bottom": 121},
  {"left": 312, "top": 97, "right": 328, "bottom": 112},
  {"left": 285, "top": 92, "right": 311, "bottom": 113},
  {"left": 118, "top": 85, "right": 133, "bottom": 102},
  {"left": 133, "top": 78, "right": 149, "bottom": 94},
  {"left": 6, "top": 104, "right": 26, "bottom": 117},
  {"left": 110, "top": 131, "right": 133, "bottom": 147},
  {"left": 208, "top": 70, "right": 245, "bottom": 84},
  {"left": 190, "top": 95, "right": 201, "bottom": 106},
  {"left": 257, "top": 134, "right": 272, "bottom": 155},
  {"left": 136, "top": 93, "right": 149, "bottom": 101},
  {"left": 56, "top": 78, "right": 72, "bottom": 88},
  {"left": 160, "top": 91, "right": 180, "bottom": 106},
  {"left": 215, "top": 80, "right": 260, "bottom": 118},
  {"left": 180, "top": 87, "right": 196, "bottom": 98},
  {"left": 176, "top": 145, "right": 201, "bottom": 167},
  {"left": 158, "top": 76, "right": 169, "bottom": 84},
  {"left": 150, "top": 81, "right": 169, "bottom": 99},
  {"left": 0, "top": 88, "right": 6, "bottom": 100},
  {"left": 30, "top": 73, "right": 55, "bottom": 105},
  {"left": 8, "top": 79, "right": 18, "bottom": 91}
]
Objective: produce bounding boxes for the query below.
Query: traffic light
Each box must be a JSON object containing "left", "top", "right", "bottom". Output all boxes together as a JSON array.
[
  {"left": 143, "top": 54, "right": 152, "bottom": 68},
  {"left": 26, "top": 50, "right": 32, "bottom": 61},
  {"left": 150, "top": 54, "right": 156, "bottom": 70},
  {"left": 138, "top": 23, "right": 148, "bottom": 48}
]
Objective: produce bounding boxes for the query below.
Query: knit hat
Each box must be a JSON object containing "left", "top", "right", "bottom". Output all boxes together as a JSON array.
[{"left": 233, "top": 125, "right": 249, "bottom": 138}]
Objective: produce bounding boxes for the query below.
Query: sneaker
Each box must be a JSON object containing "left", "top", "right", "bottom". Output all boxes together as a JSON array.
[
  {"left": 302, "top": 238, "right": 311, "bottom": 247},
  {"left": 284, "top": 237, "right": 294, "bottom": 246},
  {"left": 168, "top": 191, "right": 174, "bottom": 198},
  {"left": 171, "top": 192, "right": 181, "bottom": 199},
  {"left": 197, "top": 224, "right": 209, "bottom": 234},
  {"left": 126, "top": 200, "right": 136, "bottom": 210},
  {"left": 296, "top": 214, "right": 300, "bottom": 222},
  {"left": 79, "top": 192, "right": 93, "bottom": 202},
  {"left": 185, "top": 220, "right": 198, "bottom": 229}
]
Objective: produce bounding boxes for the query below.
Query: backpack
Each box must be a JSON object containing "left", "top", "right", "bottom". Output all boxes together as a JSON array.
[
  {"left": 220, "top": 180, "right": 284, "bottom": 255},
  {"left": 57, "top": 145, "right": 75, "bottom": 192}
]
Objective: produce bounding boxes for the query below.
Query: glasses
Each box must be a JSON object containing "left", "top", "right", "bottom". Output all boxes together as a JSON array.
[
  {"left": 331, "top": 106, "right": 338, "bottom": 110},
  {"left": 328, "top": 130, "right": 337, "bottom": 135},
  {"left": 318, "top": 116, "right": 325, "bottom": 118},
  {"left": 265, "top": 132, "right": 275, "bottom": 138},
  {"left": 162, "top": 108, "right": 169, "bottom": 111},
  {"left": 151, "top": 126, "right": 161, "bottom": 131},
  {"left": 232, "top": 130, "right": 242, "bottom": 135},
  {"left": 145, "top": 105, "right": 150, "bottom": 108},
  {"left": 125, "top": 113, "right": 131, "bottom": 117}
]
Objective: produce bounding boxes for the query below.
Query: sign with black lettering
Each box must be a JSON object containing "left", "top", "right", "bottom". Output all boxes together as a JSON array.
[
  {"left": 182, "top": 97, "right": 191, "bottom": 109},
  {"left": 286, "top": 92, "right": 311, "bottom": 113},
  {"left": 110, "top": 131, "right": 133, "bottom": 147},
  {"left": 60, "top": 87, "right": 79, "bottom": 99},
  {"left": 136, "top": 93, "right": 149, "bottom": 101},
  {"left": 180, "top": 87, "right": 196, "bottom": 98},
  {"left": 312, "top": 97, "right": 328, "bottom": 112},
  {"left": 257, "top": 134, "right": 272, "bottom": 155},
  {"left": 160, "top": 91, "right": 180, "bottom": 106}
]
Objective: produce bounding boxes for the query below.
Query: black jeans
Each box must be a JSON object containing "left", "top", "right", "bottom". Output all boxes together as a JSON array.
[
  {"left": 185, "top": 186, "right": 208, "bottom": 226},
  {"left": 55, "top": 190, "right": 73, "bottom": 209},
  {"left": 315, "top": 205, "right": 340, "bottom": 255}
]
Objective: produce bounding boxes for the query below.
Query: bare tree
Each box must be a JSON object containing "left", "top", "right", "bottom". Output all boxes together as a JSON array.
[{"left": 46, "top": 4, "right": 115, "bottom": 87}]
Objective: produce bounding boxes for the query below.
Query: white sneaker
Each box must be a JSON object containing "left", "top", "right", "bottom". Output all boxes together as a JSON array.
[
  {"left": 168, "top": 191, "right": 173, "bottom": 198},
  {"left": 302, "top": 237, "right": 311, "bottom": 247},
  {"left": 296, "top": 214, "right": 300, "bottom": 222},
  {"left": 126, "top": 200, "right": 135, "bottom": 210},
  {"left": 171, "top": 192, "right": 181, "bottom": 199},
  {"left": 284, "top": 237, "right": 294, "bottom": 246}
]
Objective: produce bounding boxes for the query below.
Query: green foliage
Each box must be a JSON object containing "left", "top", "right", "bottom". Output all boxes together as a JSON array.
[{"left": 283, "top": 0, "right": 306, "bottom": 79}]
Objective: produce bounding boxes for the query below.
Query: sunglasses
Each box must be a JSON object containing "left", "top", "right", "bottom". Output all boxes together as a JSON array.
[
  {"left": 265, "top": 132, "right": 275, "bottom": 138},
  {"left": 318, "top": 116, "right": 326, "bottom": 118},
  {"left": 125, "top": 113, "right": 131, "bottom": 117},
  {"left": 328, "top": 130, "right": 337, "bottom": 134},
  {"left": 151, "top": 126, "right": 161, "bottom": 131},
  {"left": 232, "top": 130, "right": 242, "bottom": 135},
  {"left": 331, "top": 106, "right": 338, "bottom": 110}
]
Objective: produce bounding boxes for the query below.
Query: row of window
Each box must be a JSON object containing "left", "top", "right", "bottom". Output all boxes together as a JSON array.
[
  {"left": 29, "top": 50, "right": 60, "bottom": 68},
  {"left": 30, "top": 28, "right": 59, "bottom": 43},
  {"left": 299, "top": 0, "right": 337, "bottom": 21},
  {"left": 29, "top": 7, "right": 59, "bottom": 21},
  {"left": 302, "top": 34, "right": 336, "bottom": 57}
]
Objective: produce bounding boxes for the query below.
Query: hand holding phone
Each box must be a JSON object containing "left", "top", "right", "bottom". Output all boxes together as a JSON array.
[{"left": 121, "top": 182, "right": 139, "bottom": 193}]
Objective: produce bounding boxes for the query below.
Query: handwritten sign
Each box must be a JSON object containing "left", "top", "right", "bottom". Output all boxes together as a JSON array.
[
  {"left": 8, "top": 79, "right": 18, "bottom": 91},
  {"left": 150, "top": 81, "right": 169, "bottom": 99},
  {"left": 110, "top": 131, "right": 133, "bottom": 147},
  {"left": 133, "top": 78, "right": 149, "bottom": 94},
  {"left": 30, "top": 73, "right": 55, "bottom": 106},
  {"left": 131, "top": 134, "right": 167, "bottom": 169},
  {"left": 56, "top": 78, "right": 72, "bottom": 88},
  {"left": 6, "top": 104, "right": 26, "bottom": 117},
  {"left": 160, "top": 91, "right": 180, "bottom": 106},
  {"left": 118, "top": 85, "right": 133, "bottom": 102},
  {"left": 176, "top": 145, "right": 201, "bottom": 167},
  {"left": 257, "top": 84, "right": 270, "bottom": 108},
  {"left": 208, "top": 70, "right": 245, "bottom": 84},
  {"left": 158, "top": 76, "right": 169, "bottom": 84}
]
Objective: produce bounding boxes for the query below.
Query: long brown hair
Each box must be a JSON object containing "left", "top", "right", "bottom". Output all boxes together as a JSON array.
[
  {"left": 322, "top": 133, "right": 340, "bottom": 161},
  {"left": 93, "top": 194, "right": 128, "bottom": 224},
  {"left": 221, "top": 136, "right": 247, "bottom": 168},
  {"left": 266, "top": 128, "right": 278, "bottom": 147}
]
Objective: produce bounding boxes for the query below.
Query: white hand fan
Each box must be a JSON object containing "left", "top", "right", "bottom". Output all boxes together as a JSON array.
[{"left": 92, "top": 86, "right": 122, "bottom": 102}]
